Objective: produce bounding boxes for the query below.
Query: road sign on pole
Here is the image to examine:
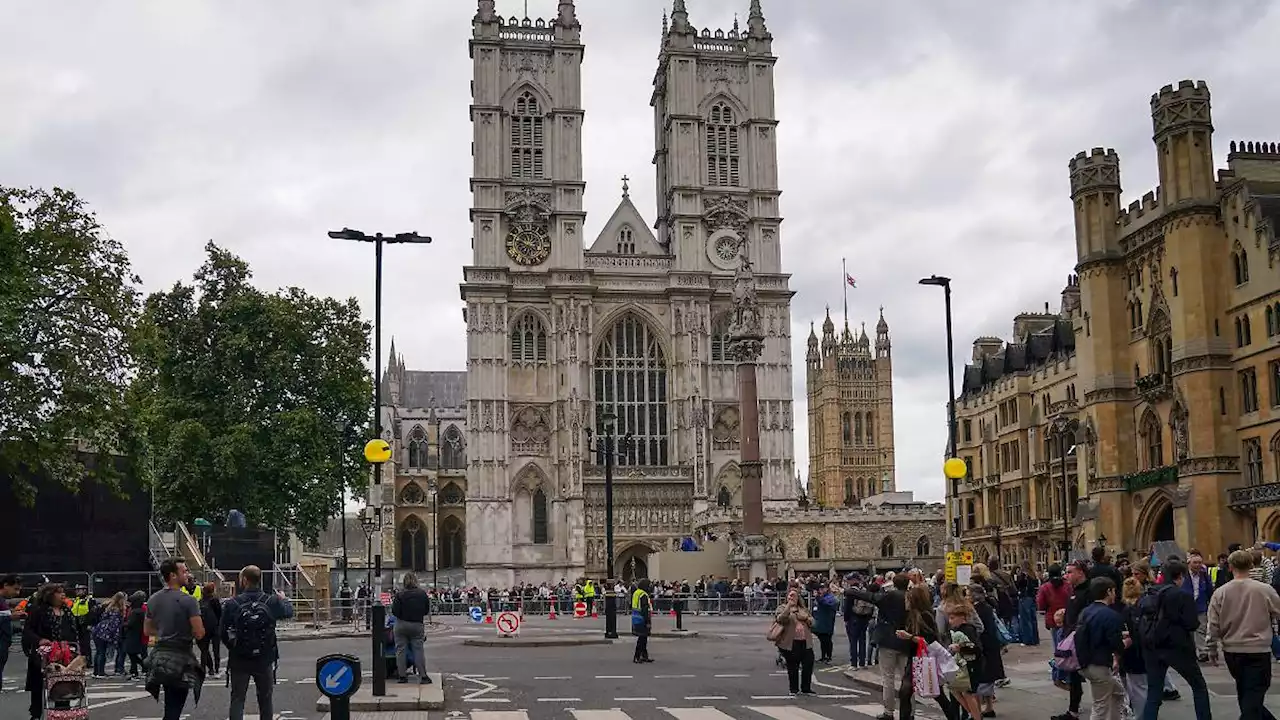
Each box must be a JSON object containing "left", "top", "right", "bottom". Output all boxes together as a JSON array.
[
  {"left": 316, "top": 653, "right": 362, "bottom": 720},
  {"left": 496, "top": 611, "right": 521, "bottom": 637},
  {"left": 469, "top": 606, "right": 485, "bottom": 624}
]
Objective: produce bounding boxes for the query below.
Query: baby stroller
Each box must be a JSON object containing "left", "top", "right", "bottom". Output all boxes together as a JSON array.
[
  {"left": 383, "top": 615, "right": 416, "bottom": 679},
  {"left": 40, "top": 642, "right": 89, "bottom": 720}
]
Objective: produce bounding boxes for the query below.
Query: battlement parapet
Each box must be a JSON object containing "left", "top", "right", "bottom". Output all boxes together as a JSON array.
[
  {"left": 1119, "top": 188, "right": 1162, "bottom": 226},
  {"left": 692, "top": 504, "right": 945, "bottom": 529},
  {"left": 1151, "top": 79, "right": 1212, "bottom": 137},
  {"left": 1229, "top": 140, "right": 1280, "bottom": 158},
  {"left": 1069, "top": 147, "right": 1121, "bottom": 196}
]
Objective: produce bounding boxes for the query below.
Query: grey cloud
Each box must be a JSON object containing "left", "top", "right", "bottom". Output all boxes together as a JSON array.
[{"left": 4, "top": 0, "right": 1279, "bottom": 503}]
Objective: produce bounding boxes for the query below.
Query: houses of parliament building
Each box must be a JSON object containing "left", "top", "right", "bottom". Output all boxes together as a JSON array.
[{"left": 951, "top": 80, "right": 1280, "bottom": 568}]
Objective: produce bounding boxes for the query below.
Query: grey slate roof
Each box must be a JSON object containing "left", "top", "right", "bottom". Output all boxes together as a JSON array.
[
  {"left": 400, "top": 371, "right": 467, "bottom": 410},
  {"left": 961, "top": 317, "right": 1075, "bottom": 397}
]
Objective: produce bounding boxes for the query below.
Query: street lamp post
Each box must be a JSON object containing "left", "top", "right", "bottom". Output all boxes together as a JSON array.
[
  {"left": 585, "top": 409, "right": 631, "bottom": 640},
  {"left": 428, "top": 476, "right": 438, "bottom": 621},
  {"left": 919, "top": 275, "right": 960, "bottom": 551},
  {"left": 328, "top": 227, "right": 430, "bottom": 698},
  {"left": 359, "top": 510, "right": 377, "bottom": 595},
  {"left": 335, "top": 420, "right": 351, "bottom": 588}
]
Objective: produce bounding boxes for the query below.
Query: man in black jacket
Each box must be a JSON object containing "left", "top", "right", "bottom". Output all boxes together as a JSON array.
[
  {"left": 1139, "top": 559, "right": 1212, "bottom": 720},
  {"left": 846, "top": 574, "right": 910, "bottom": 720},
  {"left": 1051, "top": 560, "right": 1091, "bottom": 720},
  {"left": 222, "top": 565, "right": 294, "bottom": 720}
]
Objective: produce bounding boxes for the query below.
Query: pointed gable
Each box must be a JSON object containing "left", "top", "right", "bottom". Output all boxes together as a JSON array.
[{"left": 587, "top": 194, "right": 664, "bottom": 256}]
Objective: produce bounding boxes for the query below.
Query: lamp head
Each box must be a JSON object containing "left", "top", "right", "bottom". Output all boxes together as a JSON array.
[
  {"left": 918, "top": 275, "right": 951, "bottom": 287},
  {"left": 601, "top": 409, "right": 618, "bottom": 431},
  {"left": 327, "top": 228, "right": 362, "bottom": 240}
]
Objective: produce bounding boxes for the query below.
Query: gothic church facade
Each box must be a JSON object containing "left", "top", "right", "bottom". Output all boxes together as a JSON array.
[{"left": 383, "top": 0, "right": 798, "bottom": 588}]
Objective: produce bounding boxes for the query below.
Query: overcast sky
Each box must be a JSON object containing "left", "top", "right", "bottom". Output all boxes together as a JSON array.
[{"left": 5, "top": 0, "right": 1279, "bottom": 502}]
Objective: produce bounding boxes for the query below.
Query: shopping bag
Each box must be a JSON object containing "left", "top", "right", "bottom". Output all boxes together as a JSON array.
[
  {"left": 1053, "top": 630, "right": 1080, "bottom": 672},
  {"left": 926, "top": 640, "right": 959, "bottom": 683},
  {"left": 912, "top": 639, "right": 941, "bottom": 698}
]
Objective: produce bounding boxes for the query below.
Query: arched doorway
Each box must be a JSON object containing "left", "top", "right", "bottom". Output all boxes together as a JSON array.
[
  {"left": 615, "top": 544, "right": 651, "bottom": 581},
  {"left": 439, "top": 515, "right": 465, "bottom": 569},
  {"left": 1137, "top": 494, "right": 1175, "bottom": 549}
]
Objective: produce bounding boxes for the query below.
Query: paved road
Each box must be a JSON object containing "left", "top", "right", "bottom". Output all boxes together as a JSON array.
[{"left": 5, "top": 614, "right": 1271, "bottom": 719}]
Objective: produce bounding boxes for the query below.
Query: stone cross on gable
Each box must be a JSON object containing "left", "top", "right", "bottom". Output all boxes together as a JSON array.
[{"left": 621, "top": 175, "right": 630, "bottom": 197}]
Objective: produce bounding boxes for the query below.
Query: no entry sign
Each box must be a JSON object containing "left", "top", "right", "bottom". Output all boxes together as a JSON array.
[{"left": 496, "top": 610, "right": 521, "bottom": 637}]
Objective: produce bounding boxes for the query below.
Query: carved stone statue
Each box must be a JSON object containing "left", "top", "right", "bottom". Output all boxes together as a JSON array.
[{"left": 728, "top": 249, "right": 762, "bottom": 340}]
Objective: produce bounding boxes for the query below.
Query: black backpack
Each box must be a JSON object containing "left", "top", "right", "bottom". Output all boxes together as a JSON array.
[
  {"left": 225, "top": 594, "right": 276, "bottom": 660},
  {"left": 1136, "top": 585, "right": 1172, "bottom": 650}
]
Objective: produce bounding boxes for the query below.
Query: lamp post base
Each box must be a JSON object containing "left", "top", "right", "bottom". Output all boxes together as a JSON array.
[{"left": 603, "top": 593, "right": 618, "bottom": 639}]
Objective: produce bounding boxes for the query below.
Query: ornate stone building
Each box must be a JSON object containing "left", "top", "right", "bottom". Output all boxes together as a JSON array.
[
  {"left": 693, "top": 496, "right": 946, "bottom": 576},
  {"left": 805, "top": 309, "right": 895, "bottom": 507},
  {"left": 952, "top": 294, "right": 1081, "bottom": 569},
  {"left": 377, "top": 0, "right": 799, "bottom": 587},
  {"left": 950, "top": 80, "right": 1280, "bottom": 563}
]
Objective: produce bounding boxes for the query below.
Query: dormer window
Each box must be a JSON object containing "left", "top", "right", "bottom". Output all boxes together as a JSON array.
[{"left": 617, "top": 226, "right": 635, "bottom": 254}]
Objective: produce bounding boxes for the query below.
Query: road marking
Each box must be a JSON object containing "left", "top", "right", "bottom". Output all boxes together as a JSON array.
[
  {"left": 535, "top": 675, "right": 573, "bottom": 680},
  {"left": 811, "top": 676, "right": 869, "bottom": 696},
  {"left": 572, "top": 710, "right": 632, "bottom": 720},
  {"left": 456, "top": 674, "right": 506, "bottom": 702},
  {"left": 537, "top": 697, "right": 583, "bottom": 702},
  {"left": 466, "top": 698, "right": 513, "bottom": 703},
  {"left": 684, "top": 696, "right": 729, "bottom": 701},
  {"left": 662, "top": 707, "right": 737, "bottom": 720},
  {"left": 654, "top": 674, "right": 696, "bottom": 678},
  {"left": 819, "top": 694, "right": 864, "bottom": 699},
  {"left": 595, "top": 675, "right": 634, "bottom": 679},
  {"left": 713, "top": 673, "right": 749, "bottom": 678},
  {"left": 751, "top": 696, "right": 795, "bottom": 700},
  {"left": 87, "top": 690, "right": 151, "bottom": 710},
  {"left": 469, "top": 712, "right": 528, "bottom": 720},
  {"left": 457, "top": 673, "right": 487, "bottom": 678},
  {"left": 614, "top": 697, "right": 658, "bottom": 701},
  {"left": 486, "top": 676, "right": 511, "bottom": 680},
  {"left": 751, "top": 706, "right": 839, "bottom": 720}
]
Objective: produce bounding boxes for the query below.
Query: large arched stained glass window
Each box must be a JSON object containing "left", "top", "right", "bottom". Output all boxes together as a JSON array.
[
  {"left": 441, "top": 425, "right": 466, "bottom": 470},
  {"left": 594, "top": 314, "right": 669, "bottom": 466}
]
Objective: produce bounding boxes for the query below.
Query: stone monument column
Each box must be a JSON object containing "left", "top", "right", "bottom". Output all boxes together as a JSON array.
[{"left": 726, "top": 251, "right": 779, "bottom": 581}]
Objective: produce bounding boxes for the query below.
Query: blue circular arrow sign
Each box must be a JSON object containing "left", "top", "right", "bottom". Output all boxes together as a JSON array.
[
  {"left": 316, "top": 654, "right": 361, "bottom": 698},
  {"left": 469, "top": 606, "right": 484, "bottom": 623}
]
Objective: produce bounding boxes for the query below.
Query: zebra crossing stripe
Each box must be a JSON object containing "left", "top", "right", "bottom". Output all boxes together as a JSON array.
[
  {"left": 571, "top": 710, "right": 633, "bottom": 720},
  {"left": 661, "top": 707, "right": 737, "bottom": 720},
  {"left": 750, "top": 705, "right": 841, "bottom": 720}
]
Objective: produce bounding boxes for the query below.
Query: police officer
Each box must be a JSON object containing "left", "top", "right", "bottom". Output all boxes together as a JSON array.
[
  {"left": 631, "top": 579, "right": 653, "bottom": 663},
  {"left": 583, "top": 579, "right": 597, "bottom": 615}
]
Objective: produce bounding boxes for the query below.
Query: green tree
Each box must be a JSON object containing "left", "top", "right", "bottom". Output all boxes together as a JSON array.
[
  {"left": 0, "top": 186, "right": 143, "bottom": 503},
  {"left": 134, "top": 242, "right": 371, "bottom": 543}
]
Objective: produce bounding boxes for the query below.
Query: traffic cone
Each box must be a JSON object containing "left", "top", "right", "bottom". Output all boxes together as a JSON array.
[
  {"left": 548, "top": 604, "right": 557, "bottom": 620},
  {"left": 484, "top": 605, "right": 493, "bottom": 623},
  {"left": 669, "top": 608, "right": 676, "bottom": 617}
]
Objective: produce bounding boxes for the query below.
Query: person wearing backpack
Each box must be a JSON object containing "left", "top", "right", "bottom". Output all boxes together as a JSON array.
[
  {"left": 221, "top": 565, "right": 293, "bottom": 720},
  {"left": 1137, "top": 558, "right": 1211, "bottom": 720},
  {"left": 843, "top": 575, "right": 876, "bottom": 668}
]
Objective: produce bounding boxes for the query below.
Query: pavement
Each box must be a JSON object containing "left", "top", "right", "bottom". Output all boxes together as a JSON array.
[{"left": 9, "top": 614, "right": 1273, "bottom": 720}]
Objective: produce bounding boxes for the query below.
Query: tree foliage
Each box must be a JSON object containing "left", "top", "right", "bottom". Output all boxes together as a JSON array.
[
  {"left": 0, "top": 186, "right": 143, "bottom": 503},
  {"left": 134, "top": 242, "right": 371, "bottom": 544}
]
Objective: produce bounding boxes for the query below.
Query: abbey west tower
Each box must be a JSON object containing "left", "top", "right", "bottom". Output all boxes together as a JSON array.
[{"left": 461, "top": 0, "right": 796, "bottom": 587}]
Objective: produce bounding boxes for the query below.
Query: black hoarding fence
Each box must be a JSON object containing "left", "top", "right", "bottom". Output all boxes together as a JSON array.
[
  {"left": 208, "top": 527, "right": 277, "bottom": 592},
  {"left": 0, "top": 453, "right": 151, "bottom": 578}
]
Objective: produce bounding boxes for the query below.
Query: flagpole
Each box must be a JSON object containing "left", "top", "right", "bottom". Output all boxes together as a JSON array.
[{"left": 842, "top": 257, "right": 849, "bottom": 330}]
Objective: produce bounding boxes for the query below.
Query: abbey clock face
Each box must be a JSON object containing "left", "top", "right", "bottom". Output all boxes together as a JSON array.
[{"left": 506, "top": 224, "right": 551, "bottom": 266}]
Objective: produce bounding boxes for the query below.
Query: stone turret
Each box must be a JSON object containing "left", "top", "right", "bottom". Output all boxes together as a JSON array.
[{"left": 1151, "top": 80, "right": 1215, "bottom": 204}]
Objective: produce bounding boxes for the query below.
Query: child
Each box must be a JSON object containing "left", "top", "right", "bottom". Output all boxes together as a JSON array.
[{"left": 946, "top": 606, "right": 985, "bottom": 720}]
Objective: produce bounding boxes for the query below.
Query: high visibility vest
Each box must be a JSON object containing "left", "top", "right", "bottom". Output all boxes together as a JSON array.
[
  {"left": 584, "top": 581, "right": 596, "bottom": 598},
  {"left": 1209, "top": 567, "right": 1218, "bottom": 583},
  {"left": 631, "top": 588, "right": 649, "bottom": 612},
  {"left": 181, "top": 585, "right": 203, "bottom": 601},
  {"left": 573, "top": 584, "right": 584, "bottom": 600},
  {"left": 71, "top": 598, "right": 91, "bottom": 617}
]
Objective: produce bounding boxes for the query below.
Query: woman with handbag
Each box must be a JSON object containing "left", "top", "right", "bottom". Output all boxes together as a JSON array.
[
  {"left": 893, "top": 585, "right": 958, "bottom": 720},
  {"left": 770, "top": 589, "right": 815, "bottom": 696}
]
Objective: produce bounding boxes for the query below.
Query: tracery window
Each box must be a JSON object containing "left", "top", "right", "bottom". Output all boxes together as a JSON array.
[
  {"left": 916, "top": 536, "right": 930, "bottom": 556},
  {"left": 618, "top": 226, "right": 635, "bottom": 254},
  {"left": 532, "top": 488, "right": 549, "bottom": 544},
  {"left": 1140, "top": 410, "right": 1163, "bottom": 469},
  {"left": 511, "top": 312, "right": 549, "bottom": 364},
  {"left": 705, "top": 101, "right": 741, "bottom": 187},
  {"left": 806, "top": 538, "right": 821, "bottom": 559},
  {"left": 440, "top": 515, "right": 464, "bottom": 569},
  {"left": 441, "top": 425, "right": 466, "bottom": 470},
  {"left": 841, "top": 412, "right": 852, "bottom": 445},
  {"left": 843, "top": 477, "right": 854, "bottom": 505},
  {"left": 510, "top": 91, "right": 545, "bottom": 179},
  {"left": 399, "top": 515, "right": 427, "bottom": 572},
  {"left": 439, "top": 483, "right": 464, "bottom": 505},
  {"left": 1243, "top": 437, "right": 1263, "bottom": 486},
  {"left": 880, "top": 536, "right": 895, "bottom": 558},
  {"left": 1233, "top": 245, "right": 1250, "bottom": 285},
  {"left": 594, "top": 314, "right": 669, "bottom": 466},
  {"left": 407, "top": 425, "right": 429, "bottom": 469},
  {"left": 710, "top": 313, "right": 732, "bottom": 364}
]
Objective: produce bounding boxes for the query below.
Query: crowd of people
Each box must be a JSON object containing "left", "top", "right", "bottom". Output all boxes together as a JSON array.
[
  {"left": 6, "top": 558, "right": 293, "bottom": 720},
  {"left": 770, "top": 543, "right": 1280, "bottom": 720}
]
